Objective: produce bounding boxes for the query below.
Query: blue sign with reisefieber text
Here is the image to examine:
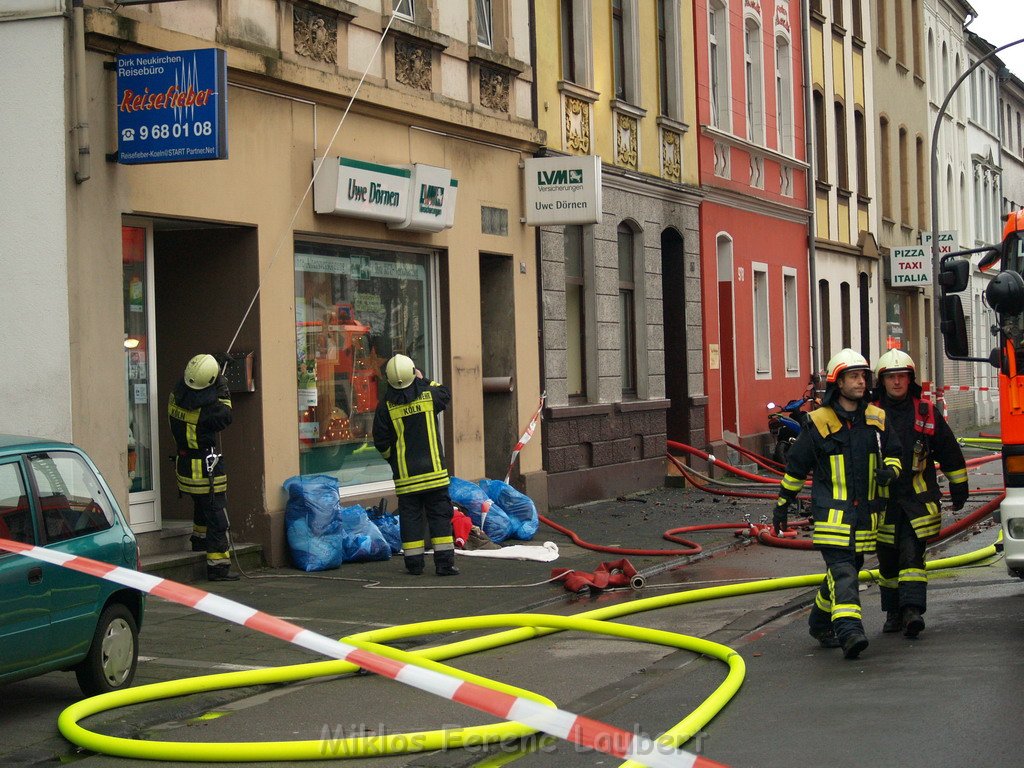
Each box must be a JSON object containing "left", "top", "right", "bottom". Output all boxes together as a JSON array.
[{"left": 116, "top": 48, "right": 228, "bottom": 164}]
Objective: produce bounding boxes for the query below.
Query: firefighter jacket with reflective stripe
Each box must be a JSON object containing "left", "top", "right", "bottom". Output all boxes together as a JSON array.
[
  {"left": 373, "top": 378, "right": 450, "bottom": 496},
  {"left": 873, "top": 394, "right": 967, "bottom": 541},
  {"left": 168, "top": 379, "right": 232, "bottom": 495},
  {"left": 776, "top": 402, "right": 902, "bottom": 551}
]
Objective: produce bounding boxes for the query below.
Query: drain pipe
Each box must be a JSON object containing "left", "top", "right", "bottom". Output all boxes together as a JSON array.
[
  {"left": 71, "top": 0, "right": 91, "bottom": 183},
  {"left": 799, "top": 0, "right": 819, "bottom": 373}
]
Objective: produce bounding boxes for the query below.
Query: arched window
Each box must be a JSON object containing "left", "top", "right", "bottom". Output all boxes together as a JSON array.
[
  {"left": 814, "top": 90, "right": 828, "bottom": 183},
  {"left": 854, "top": 110, "right": 867, "bottom": 193},
  {"left": 744, "top": 15, "right": 764, "bottom": 143},
  {"left": 916, "top": 135, "right": 927, "bottom": 229},
  {"left": 775, "top": 35, "right": 793, "bottom": 153},
  {"left": 880, "top": 116, "right": 892, "bottom": 217},
  {"left": 709, "top": 0, "right": 730, "bottom": 128},
  {"left": 835, "top": 101, "right": 849, "bottom": 190},
  {"left": 564, "top": 226, "right": 587, "bottom": 398},
  {"left": 617, "top": 223, "right": 638, "bottom": 395},
  {"left": 840, "top": 282, "right": 852, "bottom": 349},
  {"left": 899, "top": 126, "right": 909, "bottom": 222}
]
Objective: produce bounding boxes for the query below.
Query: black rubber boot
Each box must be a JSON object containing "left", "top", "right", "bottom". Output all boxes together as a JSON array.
[
  {"left": 809, "top": 627, "right": 842, "bottom": 648},
  {"left": 902, "top": 606, "right": 925, "bottom": 638},
  {"left": 207, "top": 565, "right": 240, "bottom": 582},
  {"left": 842, "top": 632, "right": 869, "bottom": 659},
  {"left": 882, "top": 610, "right": 902, "bottom": 633},
  {"left": 404, "top": 554, "right": 425, "bottom": 575}
]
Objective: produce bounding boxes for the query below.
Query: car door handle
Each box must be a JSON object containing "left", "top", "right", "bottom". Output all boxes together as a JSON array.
[{"left": 27, "top": 566, "right": 42, "bottom": 585}]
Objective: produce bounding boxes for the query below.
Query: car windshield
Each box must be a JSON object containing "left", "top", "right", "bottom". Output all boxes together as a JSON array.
[{"left": 28, "top": 452, "right": 115, "bottom": 543}]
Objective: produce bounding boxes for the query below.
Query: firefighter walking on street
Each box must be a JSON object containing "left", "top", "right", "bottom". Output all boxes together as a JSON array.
[
  {"left": 373, "top": 354, "right": 459, "bottom": 577},
  {"left": 872, "top": 349, "right": 968, "bottom": 638},
  {"left": 168, "top": 354, "right": 238, "bottom": 582},
  {"left": 773, "top": 349, "right": 903, "bottom": 659}
]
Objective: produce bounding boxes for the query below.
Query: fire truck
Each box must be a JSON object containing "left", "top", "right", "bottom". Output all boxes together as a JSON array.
[{"left": 939, "top": 209, "right": 1024, "bottom": 577}]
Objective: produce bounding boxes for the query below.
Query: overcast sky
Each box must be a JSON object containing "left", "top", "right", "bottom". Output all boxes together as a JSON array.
[{"left": 964, "top": 0, "right": 1024, "bottom": 80}]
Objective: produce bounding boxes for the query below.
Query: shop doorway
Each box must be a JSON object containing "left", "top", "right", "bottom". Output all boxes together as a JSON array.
[
  {"left": 479, "top": 253, "right": 517, "bottom": 482},
  {"left": 149, "top": 220, "right": 264, "bottom": 536},
  {"left": 661, "top": 228, "right": 690, "bottom": 442}
]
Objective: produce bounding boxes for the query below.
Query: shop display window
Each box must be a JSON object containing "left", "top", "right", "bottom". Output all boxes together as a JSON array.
[{"left": 294, "top": 241, "right": 434, "bottom": 487}]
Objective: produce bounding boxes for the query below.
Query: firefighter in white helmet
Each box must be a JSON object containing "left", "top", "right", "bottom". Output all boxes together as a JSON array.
[
  {"left": 872, "top": 349, "right": 968, "bottom": 638},
  {"left": 373, "top": 354, "right": 458, "bottom": 576},
  {"left": 772, "top": 348, "right": 903, "bottom": 659},
  {"left": 168, "top": 354, "right": 238, "bottom": 582}
]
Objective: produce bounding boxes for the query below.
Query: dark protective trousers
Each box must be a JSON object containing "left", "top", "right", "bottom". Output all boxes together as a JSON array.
[
  {"left": 398, "top": 487, "right": 455, "bottom": 573},
  {"left": 877, "top": 511, "right": 928, "bottom": 613},
  {"left": 190, "top": 491, "right": 231, "bottom": 569},
  {"left": 807, "top": 548, "right": 866, "bottom": 642}
]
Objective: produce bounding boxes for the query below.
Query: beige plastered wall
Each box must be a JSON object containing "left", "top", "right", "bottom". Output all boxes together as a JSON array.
[{"left": 69, "top": 17, "right": 542, "bottom": 565}]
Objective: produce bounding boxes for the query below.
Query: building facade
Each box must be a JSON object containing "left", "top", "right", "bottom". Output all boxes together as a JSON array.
[
  {"left": 694, "top": 0, "right": 811, "bottom": 456},
  {"left": 1001, "top": 72, "right": 1024, "bottom": 214},
  {"left": 807, "top": 0, "right": 880, "bottom": 374},
  {"left": 534, "top": 1, "right": 704, "bottom": 505},
  {"left": 870, "top": 0, "right": 932, "bottom": 376},
  {"left": 1, "top": 0, "right": 547, "bottom": 565}
]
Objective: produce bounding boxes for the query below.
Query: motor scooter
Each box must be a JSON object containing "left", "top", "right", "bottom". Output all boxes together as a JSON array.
[{"left": 766, "top": 378, "right": 819, "bottom": 464}]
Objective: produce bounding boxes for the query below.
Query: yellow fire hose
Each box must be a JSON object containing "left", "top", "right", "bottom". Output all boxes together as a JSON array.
[{"left": 57, "top": 537, "right": 1001, "bottom": 765}]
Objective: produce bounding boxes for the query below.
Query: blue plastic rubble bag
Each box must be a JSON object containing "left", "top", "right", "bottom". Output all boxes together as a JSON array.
[
  {"left": 368, "top": 508, "right": 403, "bottom": 554},
  {"left": 448, "top": 476, "right": 511, "bottom": 543},
  {"left": 338, "top": 504, "right": 392, "bottom": 563},
  {"left": 479, "top": 479, "right": 539, "bottom": 541},
  {"left": 283, "top": 474, "right": 344, "bottom": 571}
]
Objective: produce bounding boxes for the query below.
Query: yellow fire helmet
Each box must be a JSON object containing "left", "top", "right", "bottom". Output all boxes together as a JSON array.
[
  {"left": 874, "top": 349, "right": 916, "bottom": 379},
  {"left": 184, "top": 354, "right": 220, "bottom": 390},
  {"left": 385, "top": 354, "right": 416, "bottom": 389}
]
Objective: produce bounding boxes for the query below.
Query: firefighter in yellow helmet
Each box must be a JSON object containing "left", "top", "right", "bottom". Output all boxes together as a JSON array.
[
  {"left": 872, "top": 349, "right": 968, "bottom": 637},
  {"left": 772, "top": 348, "right": 903, "bottom": 659},
  {"left": 373, "top": 354, "right": 458, "bottom": 576},
  {"left": 168, "top": 354, "right": 238, "bottom": 581}
]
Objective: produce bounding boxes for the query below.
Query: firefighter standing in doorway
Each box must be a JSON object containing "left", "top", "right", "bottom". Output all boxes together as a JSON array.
[
  {"left": 373, "top": 354, "right": 459, "bottom": 577},
  {"left": 772, "top": 348, "right": 903, "bottom": 659},
  {"left": 168, "top": 354, "right": 239, "bottom": 582},
  {"left": 872, "top": 349, "right": 968, "bottom": 637}
]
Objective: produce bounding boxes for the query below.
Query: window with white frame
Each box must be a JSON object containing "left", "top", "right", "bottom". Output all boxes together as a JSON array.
[
  {"left": 476, "top": 0, "right": 493, "bottom": 48},
  {"left": 753, "top": 263, "right": 770, "bottom": 375},
  {"left": 709, "top": 0, "right": 729, "bottom": 129},
  {"left": 775, "top": 34, "right": 792, "bottom": 154},
  {"left": 610, "top": 0, "right": 638, "bottom": 103},
  {"left": 393, "top": 0, "right": 413, "bottom": 20},
  {"left": 657, "top": 0, "right": 670, "bottom": 115},
  {"left": 560, "top": 0, "right": 576, "bottom": 82},
  {"left": 559, "top": 0, "right": 594, "bottom": 87},
  {"left": 783, "top": 269, "right": 799, "bottom": 374},
  {"left": 744, "top": 16, "right": 764, "bottom": 143}
]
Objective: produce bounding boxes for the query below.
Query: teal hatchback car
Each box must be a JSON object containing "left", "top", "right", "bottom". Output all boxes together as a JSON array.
[{"left": 0, "top": 435, "right": 143, "bottom": 696}]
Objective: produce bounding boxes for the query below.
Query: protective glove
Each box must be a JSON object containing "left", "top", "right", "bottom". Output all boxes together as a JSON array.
[
  {"left": 949, "top": 481, "right": 969, "bottom": 511},
  {"left": 875, "top": 466, "right": 897, "bottom": 487},
  {"left": 215, "top": 375, "right": 231, "bottom": 399},
  {"left": 772, "top": 501, "right": 789, "bottom": 535}
]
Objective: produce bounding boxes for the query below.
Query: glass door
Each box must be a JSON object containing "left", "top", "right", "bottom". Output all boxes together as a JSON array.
[{"left": 122, "top": 221, "right": 161, "bottom": 532}]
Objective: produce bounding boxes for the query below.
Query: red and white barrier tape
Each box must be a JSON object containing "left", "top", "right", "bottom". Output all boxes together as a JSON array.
[
  {"left": 0, "top": 538, "right": 723, "bottom": 768},
  {"left": 922, "top": 383, "right": 997, "bottom": 394},
  {"left": 504, "top": 391, "right": 546, "bottom": 484}
]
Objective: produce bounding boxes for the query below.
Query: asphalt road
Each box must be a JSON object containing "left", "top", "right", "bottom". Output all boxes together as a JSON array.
[{"left": 0, "top": 484, "right": 1017, "bottom": 768}]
